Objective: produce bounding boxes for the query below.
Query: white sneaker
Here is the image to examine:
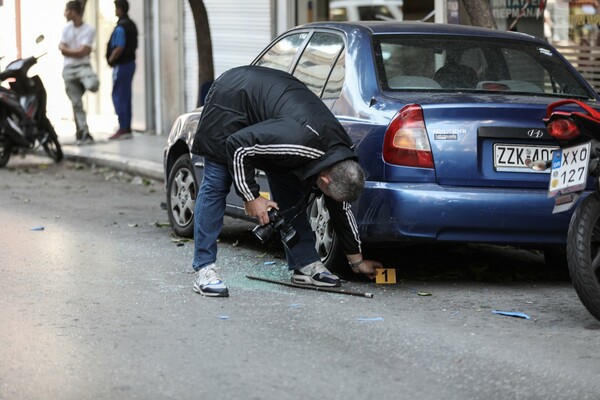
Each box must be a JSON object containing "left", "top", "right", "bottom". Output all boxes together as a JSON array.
[
  {"left": 291, "top": 261, "right": 341, "bottom": 287},
  {"left": 193, "top": 265, "right": 229, "bottom": 297}
]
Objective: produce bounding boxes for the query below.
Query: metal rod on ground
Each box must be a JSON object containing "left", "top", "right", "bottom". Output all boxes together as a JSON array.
[{"left": 246, "top": 275, "right": 374, "bottom": 298}]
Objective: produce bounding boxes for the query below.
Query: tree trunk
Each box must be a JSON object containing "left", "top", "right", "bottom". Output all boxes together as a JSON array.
[
  {"left": 461, "top": 0, "right": 498, "bottom": 29},
  {"left": 188, "top": 0, "right": 214, "bottom": 107}
]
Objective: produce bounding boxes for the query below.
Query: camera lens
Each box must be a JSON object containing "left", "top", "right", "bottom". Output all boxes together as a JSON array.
[
  {"left": 252, "top": 224, "right": 275, "bottom": 244},
  {"left": 252, "top": 208, "right": 298, "bottom": 247}
]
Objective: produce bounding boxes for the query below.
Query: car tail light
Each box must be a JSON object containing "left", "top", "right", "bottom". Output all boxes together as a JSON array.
[
  {"left": 547, "top": 118, "right": 580, "bottom": 140},
  {"left": 383, "top": 104, "right": 434, "bottom": 168}
]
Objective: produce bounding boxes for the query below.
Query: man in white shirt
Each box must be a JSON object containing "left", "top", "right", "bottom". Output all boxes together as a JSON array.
[{"left": 59, "top": 1, "right": 99, "bottom": 145}]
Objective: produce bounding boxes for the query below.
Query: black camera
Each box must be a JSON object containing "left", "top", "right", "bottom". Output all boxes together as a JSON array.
[{"left": 252, "top": 209, "right": 299, "bottom": 248}]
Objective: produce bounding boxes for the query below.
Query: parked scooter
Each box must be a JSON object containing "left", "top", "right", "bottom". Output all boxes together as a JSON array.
[
  {"left": 540, "top": 99, "right": 600, "bottom": 321},
  {"left": 0, "top": 35, "right": 62, "bottom": 167}
]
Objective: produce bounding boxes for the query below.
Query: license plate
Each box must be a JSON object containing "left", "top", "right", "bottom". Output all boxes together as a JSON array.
[
  {"left": 494, "top": 144, "right": 558, "bottom": 172},
  {"left": 548, "top": 142, "right": 591, "bottom": 198}
]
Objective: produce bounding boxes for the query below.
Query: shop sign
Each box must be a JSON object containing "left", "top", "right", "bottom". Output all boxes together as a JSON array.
[{"left": 491, "top": 0, "right": 545, "bottom": 19}]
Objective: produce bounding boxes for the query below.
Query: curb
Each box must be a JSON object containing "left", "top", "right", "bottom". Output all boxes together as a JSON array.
[{"left": 62, "top": 148, "right": 164, "bottom": 182}]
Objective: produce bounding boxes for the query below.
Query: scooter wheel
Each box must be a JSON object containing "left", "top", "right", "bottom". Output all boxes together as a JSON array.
[
  {"left": 0, "top": 136, "right": 12, "bottom": 168},
  {"left": 41, "top": 117, "right": 63, "bottom": 163},
  {"left": 567, "top": 191, "right": 600, "bottom": 321}
]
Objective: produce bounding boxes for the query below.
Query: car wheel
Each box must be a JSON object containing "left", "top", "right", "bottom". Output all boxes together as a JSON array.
[
  {"left": 166, "top": 154, "right": 198, "bottom": 238},
  {"left": 308, "top": 194, "right": 347, "bottom": 274}
]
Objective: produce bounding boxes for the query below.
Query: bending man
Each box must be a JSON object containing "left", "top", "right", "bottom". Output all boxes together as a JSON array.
[{"left": 191, "top": 65, "right": 381, "bottom": 297}]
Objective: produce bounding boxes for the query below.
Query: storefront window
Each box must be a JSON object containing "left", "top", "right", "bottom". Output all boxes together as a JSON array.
[
  {"left": 565, "top": 0, "right": 600, "bottom": 46},
  {"left": 490, "top": 0, "right": 599, "bottom": 92}
]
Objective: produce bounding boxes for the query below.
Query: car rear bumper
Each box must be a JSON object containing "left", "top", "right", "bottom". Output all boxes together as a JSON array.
[{"left": 356, "top": 182, "right": 581, "bottom": 246}]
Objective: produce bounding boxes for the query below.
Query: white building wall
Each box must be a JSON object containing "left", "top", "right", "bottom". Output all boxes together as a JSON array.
[
  {"left": 183, "top": 1, "right": 198, "bottom": 112},
  {"left": 1, "top": 0, "right": 148, "bottom": 137},
  {"left": 0, "top": 0, "right": 86, "bottom": 134},
  {"left": 182, "top": 0, "right": 273, "bottom": 112},
  {"left": 204, "top": 0, "right": 272, "bottom": 75}
]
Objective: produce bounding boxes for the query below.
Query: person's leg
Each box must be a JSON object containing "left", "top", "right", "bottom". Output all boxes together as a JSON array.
[
  {"left": 62, "top": 67, "right": 89, "bottom": 141},
  {"left": 111, "top": 62, "right": 135, "bottom": 132},
  {"left": 191, "top": 157, "right": 232, "bottom": 297},
  {"left": 265, "top": 172, "right": 320, "bottom": 270},
  {"left": 78, "top": 64, "right": 99, "bottom": 93},
  {"left": 266, "top": 172, "right": 340, "bottom": 287},
  {"left": 192, "top": 158, "right": 232, "bottom": 271},
  {"left": 120, "top": 62, "right": 135, "bottom": 131}
]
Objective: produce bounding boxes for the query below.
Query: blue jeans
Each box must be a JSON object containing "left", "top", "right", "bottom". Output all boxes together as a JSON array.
[
  {"left": 192, "top": 158, "right": 232, "bottom": 271},
  {"left": 192, "top": 157, "right": 320, "bottom": 271},
  {"left": 112, "top": 61, "right": 135, "bottom": 131}
]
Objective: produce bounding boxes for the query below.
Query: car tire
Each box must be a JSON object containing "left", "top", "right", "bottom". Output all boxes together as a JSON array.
[
  {"left": 166, "top": 154, "right": 198, "bottom": 238},
  {"left": 307, "top": 194, "right": 349, "bottom": 275}
]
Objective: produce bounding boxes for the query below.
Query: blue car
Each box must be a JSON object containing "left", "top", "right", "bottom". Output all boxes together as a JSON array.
[{"left": 164, "top": 21, "right": 600, "bottom": 271}]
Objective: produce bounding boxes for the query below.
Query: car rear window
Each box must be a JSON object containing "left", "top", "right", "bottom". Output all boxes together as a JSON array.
[{"left": 373, "top": 35, "right": 592, "bottom": 99}]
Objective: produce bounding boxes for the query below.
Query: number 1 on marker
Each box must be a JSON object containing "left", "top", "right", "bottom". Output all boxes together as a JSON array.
[{"left": 375, "top": 268, "right": 396, "bottom": 284}]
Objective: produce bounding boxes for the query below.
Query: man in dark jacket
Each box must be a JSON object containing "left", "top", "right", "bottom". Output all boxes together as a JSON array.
[
  {"left": 106, "top": 0, "right": 137, "bottom": 140},
  {"left": 190, "top": 65, "right": 381, "bottom": 297}
]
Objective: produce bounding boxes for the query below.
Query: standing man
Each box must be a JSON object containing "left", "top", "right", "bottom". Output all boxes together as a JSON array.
[
  {"left": 59, "top": 0, "right": 99, "bottom": 145},
  {"left": 106, "top": 0, "right": 138, "bottom": 140},
  {"left": 190, "top": 65, "right": 381, "bottom": 297}
]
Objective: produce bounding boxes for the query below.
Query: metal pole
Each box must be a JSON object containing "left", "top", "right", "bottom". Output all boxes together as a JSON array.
[
  {"left": 246, "top": 275, "right": 374, "bottom": 298},
  {"left": 15, "top": 0, "right": 21, "bottom": 59}
]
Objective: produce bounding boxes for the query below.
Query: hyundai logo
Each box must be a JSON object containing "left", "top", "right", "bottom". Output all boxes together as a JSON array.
[{"left": 527, "top": 129, "right": 544, "bottom": 139}]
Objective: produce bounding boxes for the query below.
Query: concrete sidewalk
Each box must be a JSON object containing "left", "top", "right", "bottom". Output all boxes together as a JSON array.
[{"left": 58, "top": 131, "right": 166, "bottom": 182}]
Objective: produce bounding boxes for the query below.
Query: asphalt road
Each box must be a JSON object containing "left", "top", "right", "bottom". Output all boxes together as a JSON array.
[{"left": 1, "top": 157, "right": 599, "bottom": 400}]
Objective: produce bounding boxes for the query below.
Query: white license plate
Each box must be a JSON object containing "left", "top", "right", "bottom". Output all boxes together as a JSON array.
[
  {"left": 494, "top": 144, "right": 558, "bottom": 172},
  {"left": 548, "top": 142, "right": 591, "bottom": 198}
]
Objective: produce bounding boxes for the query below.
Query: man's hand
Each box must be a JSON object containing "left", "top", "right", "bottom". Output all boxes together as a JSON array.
[
  {"left": 59, "top": 43, "right": 91, "bottom": 58},
  {"left": 347, "top": 255, "right": 382, "bottom": 280},
  {"left": 244, "top": 196, "right": 278, "bottom": 226},
  {"left": 355, "top": 259, "right": 382, "bottom": 280},
  {"left": 108, "top": 47, "right": 124, "bottom": 67}
]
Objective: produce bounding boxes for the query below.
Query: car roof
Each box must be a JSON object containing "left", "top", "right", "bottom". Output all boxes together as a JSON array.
[{"left": 296, "top": 21, "right": 542, "bottom": 43}]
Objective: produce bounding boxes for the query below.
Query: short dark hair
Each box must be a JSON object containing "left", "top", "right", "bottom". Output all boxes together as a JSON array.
[
  {"left": 327, "top": 159, "right": 365, "bottom": 203},
  {"left": 114, "top": 0, "right": 129, "bottom": 13},
  {"left": 65, "top": 0, "right": 83, "bottom": 16}
]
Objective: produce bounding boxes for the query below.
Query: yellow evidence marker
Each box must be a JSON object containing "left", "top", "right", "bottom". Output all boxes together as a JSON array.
[{"left": 375, "top": 268, "right": 396, "bottom": 284}]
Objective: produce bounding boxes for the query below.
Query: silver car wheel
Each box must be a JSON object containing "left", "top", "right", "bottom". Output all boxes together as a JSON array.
[
  {"left": 166, "top": 153, "right": 197, "bottom": 238},
  {"left": 309, "top": 195, "right": 334, "bottom": 259},
  {"left": 170, "top": 167, "right": 195, "bottom": 225}
]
